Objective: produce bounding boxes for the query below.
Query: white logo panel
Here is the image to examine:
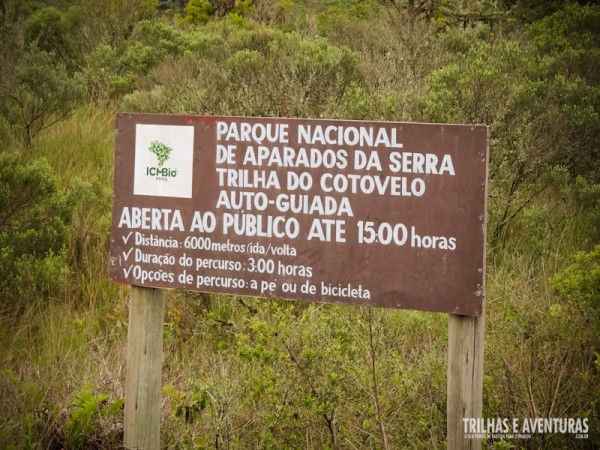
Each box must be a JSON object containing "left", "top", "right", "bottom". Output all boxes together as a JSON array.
[{"left": 134, "top": 124, "right": 194, "bottom": 198}]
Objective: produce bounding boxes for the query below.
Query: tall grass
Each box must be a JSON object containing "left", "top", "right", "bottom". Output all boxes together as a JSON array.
[{"left": 30, "top": 105, "right": 115, "bottom": 187}]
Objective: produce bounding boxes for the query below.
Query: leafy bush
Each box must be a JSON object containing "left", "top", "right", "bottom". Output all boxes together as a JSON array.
[
  {"left": 24, "top": 7, "right": 73, "bottom": 67},
  {"left": 553, "top": 246, "right": 600, "bottom": 310},
  {"left": 183, "top": 0, "right": 215, "bottom": 24},
  {"left": 0, "top": 48, "right": 84, "bottom": 147},
  {"left": 122, "top": 23, "right": 361, "bottom": 118},
  {"left": 84, "top": 44, "right": 135, "bottom": 101},
  {"left": 527, "top": 4, "right": 600, "bottom": 83},
  {"left": 66, "top": 386, "right": 123, "bottom": 448},
  {"left": 0, "top": 152, "right": 73, "bottom": 310}
]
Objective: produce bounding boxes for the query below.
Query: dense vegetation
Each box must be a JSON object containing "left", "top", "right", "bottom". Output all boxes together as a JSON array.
[{"left": 0, "top": 0, "right": 599, "bottom": 448}]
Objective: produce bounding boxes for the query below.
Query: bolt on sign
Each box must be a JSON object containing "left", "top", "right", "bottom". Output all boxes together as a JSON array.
[{"left": 110, "top": 113, "right": 488, "bottom": 315}]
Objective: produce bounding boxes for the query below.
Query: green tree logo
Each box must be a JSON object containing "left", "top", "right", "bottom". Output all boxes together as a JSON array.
[{"left": 149, "top": 140, "right": 173, "bottom": 167}]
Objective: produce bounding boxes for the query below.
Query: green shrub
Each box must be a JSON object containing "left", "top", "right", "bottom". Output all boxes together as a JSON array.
[
  {"left": 553, "top": 246, "right": 600, "bottom": 310},
  {"left": 24, "top": 7, "right": 73, "bottom": 66},
  {"left": 527, "top": 4, "right": 600, "bottom": 83},
  {"left": 122, "top": 24, "right": 361, "bottom": 118},
  {"left": 0, "top": 152, "right": 74, "bottom": 310},
  {"left": 0, "top": 48, "right": 84, "bottom": 147},
  {"left": 84, "top": 44, "right": 135, "bottom": 100},
  {"left": 66, "top": 386, "right": 123, "bottom": 448},
  {"left": 183, "top": 0, "right": 215, "bottom": 24}
]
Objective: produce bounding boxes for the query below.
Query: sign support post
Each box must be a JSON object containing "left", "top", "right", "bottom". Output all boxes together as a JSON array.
[
  {"left": 447, "top": 303, "right": 485, "bottom": 450},
  {"left": 125, "top": 285, "right": 165, "bottom": 450}
]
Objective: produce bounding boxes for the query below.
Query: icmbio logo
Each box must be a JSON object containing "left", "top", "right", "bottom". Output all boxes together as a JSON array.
[
  {"left": 147, "top": 140, "right": 177, "bottom": 180},
  {"left": 149, "top": 140, "right": 172, "bottom": 167},
  {"left": 134, "top": 125, "right": 194, "bottom": 198}
]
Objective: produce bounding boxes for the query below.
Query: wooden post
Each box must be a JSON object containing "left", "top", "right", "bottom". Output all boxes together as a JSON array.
[
  {"left": 447, "top": 302, "right": 485, "bottom": 450},
  {"left": 125, "top": 286, "right": 165, "bottom": 450}
]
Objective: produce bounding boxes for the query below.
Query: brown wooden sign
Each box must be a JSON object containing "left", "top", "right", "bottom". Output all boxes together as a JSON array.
[{"left": 110, "top": 113, "right": 487, "bottom": 315}]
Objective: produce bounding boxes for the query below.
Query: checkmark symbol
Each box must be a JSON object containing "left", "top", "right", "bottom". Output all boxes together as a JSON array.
[
  {"left": 123, "top": 248, "right": 133, "bottom": 261},
  {"left": 122, "top": 232, "right": 133, "bottom": 244},
  {"left": 123, "top": 266, "right": 133, "bottom": 278}
]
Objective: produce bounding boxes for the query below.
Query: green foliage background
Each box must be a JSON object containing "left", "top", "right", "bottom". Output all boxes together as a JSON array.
[{"left": 0, "top": 0, "right": 598, "bottom": 448}]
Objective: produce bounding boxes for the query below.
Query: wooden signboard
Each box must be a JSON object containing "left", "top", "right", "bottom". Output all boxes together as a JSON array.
[{"left": 110, "top": 113, "right": 487, "bottom": 315}]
